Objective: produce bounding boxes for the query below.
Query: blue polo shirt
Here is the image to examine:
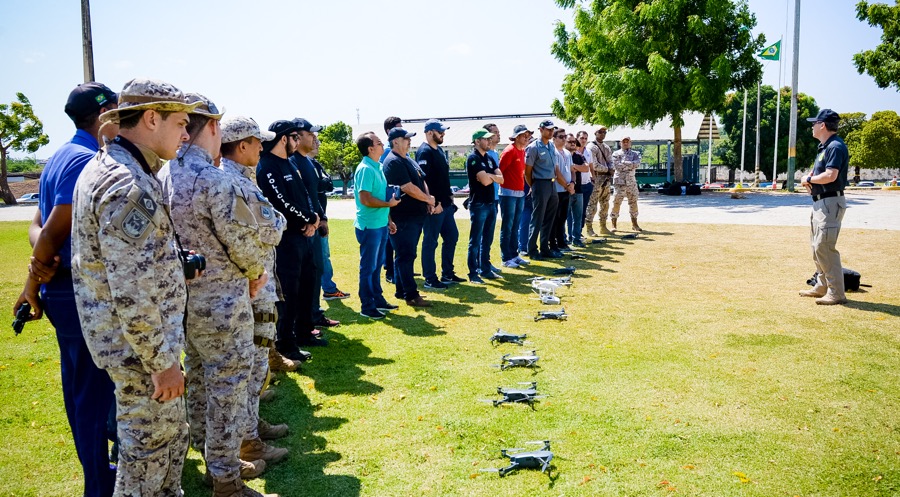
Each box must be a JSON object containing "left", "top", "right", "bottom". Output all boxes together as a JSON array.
[
  {"left": 525, "top": 139, "right": 557, "bottom": 180},
  {"left": 354, "top": 156, "right": 390, "bottom": 230},
  {"left": 40, "top": 129, "right": 99, "bottom": 268}
]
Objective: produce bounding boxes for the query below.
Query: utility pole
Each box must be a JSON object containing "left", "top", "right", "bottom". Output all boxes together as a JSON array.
[
  {"left": 786, "top": 0, "right": 801, "bottom": 192},
  {"left": 81, "top": 0, "right": 95, "bottom": 82}
]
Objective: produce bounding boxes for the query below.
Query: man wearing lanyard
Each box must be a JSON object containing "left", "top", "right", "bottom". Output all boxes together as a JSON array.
[{"left": 799, "top": 109, "right": 849, "bottom": 305}]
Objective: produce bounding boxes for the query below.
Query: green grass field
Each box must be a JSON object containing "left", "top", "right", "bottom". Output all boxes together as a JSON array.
[{"left": 1, "top": 219, "right": 898, "bottom": 496}]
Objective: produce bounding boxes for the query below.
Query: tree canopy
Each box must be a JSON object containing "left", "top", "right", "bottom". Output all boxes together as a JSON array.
[
  {"left": 718, "top": 85, "right": 819, "bottom": 181},
  {"left": 0, "top": 92, "right": 49, "bottom": 204},
  {"left": 854, "top": 0, "right": 900, "bottom": 92},
  {"left": 846, "top": 111, "right": 900, "bottom": 172},
  {"left": 551, "top": 0, "right": 765, "bottom": 181},
  {"left": 317, "top": 121, "right": 361, "bottom": 192}
]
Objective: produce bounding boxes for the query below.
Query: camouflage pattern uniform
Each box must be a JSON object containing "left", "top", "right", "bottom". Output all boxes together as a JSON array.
[
  {"left": 158, "top": 143, "right": 267, "bottom": 482},
  {"left": 611, "top": 147, "right": 641, "bottom": 222},
  {"left": 585, "top": 140, "right": 613, "bottom": 232},
  {"left": 220, "top": 156, "right": 286, "bottom": 441},
  {"left": 72, "top": 136, "right": 189, "bottom": 497}
]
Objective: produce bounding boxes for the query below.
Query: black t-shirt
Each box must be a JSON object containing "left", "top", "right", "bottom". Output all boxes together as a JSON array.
[
  {"left": 289, "top": 153, "right": 326, "bottom": 220},
  {"left": 810, "top": 134, "right": 849, "bottom": 196},
  {"left": 572, "top": 152, "right": 585, "bottom": 193},
  {"left": 384, "top": 151, "right": 429, "bottom": 219},
  {"left": 416, "top": 142, "right": 453, "bottom": 208},
  {"left": 466, "top": 151, "right": 497, "bottom": 204}
]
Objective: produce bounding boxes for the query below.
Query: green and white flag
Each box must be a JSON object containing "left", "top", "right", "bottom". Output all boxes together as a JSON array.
[{"left": 759, "top": 40, "right": 781, "bottom": 60}]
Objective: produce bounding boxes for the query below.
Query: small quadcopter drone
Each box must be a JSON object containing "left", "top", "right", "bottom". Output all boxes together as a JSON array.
[
  {"left": 481, "top": 382, "right": 544, "bottom": 409},
  {"left": 490, "top": 329, "right": 528, "bottom": 346},
  {"left": 569, "top": 253, "right": 586, "bottom": 260},
  {"left": 591, "top": 238, "right": 607, "bottom": 244},
  {"left": 620, "top": 233, "right": 639, "bottom": 240},
  {"left": 534, "top": 308, "right": 568, "bottom": 322},
  {"left": 530, "top": 278, "right": 566, "bottom": 305},
  {"left": 481, "top": 440, "right": 554, "bottom": 477},
  {"left": 494, "top": 351, "right": 540, "bottom": 371},
  {"left": 552, "top": 266, "right": 577, "bottom": 275}
]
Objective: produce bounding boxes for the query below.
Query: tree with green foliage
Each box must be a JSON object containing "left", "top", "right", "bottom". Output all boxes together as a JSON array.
[
  {"left": 317, "top": 121, "right": 361, "bottom": 194},
  {"left": 551, "top": 0, "right": 764, "bottom": 181},
  {"left": 0, "top": 93, "right": 49, "bottom": 204},
  {"left": 854, "top": 1, "right": 900, "bottom": 92},
  {"left": 847, "top": 110, "right": 900, "bottom": 172},
  {"left": 718, "top": 85, "right": 819, "bottom": 182},
  {"left": 839, "top": 112, "right": 868, "bottom": 183}
]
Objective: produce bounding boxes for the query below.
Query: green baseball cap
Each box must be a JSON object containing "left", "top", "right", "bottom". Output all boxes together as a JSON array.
[{"left": 472, "top": 129, "right": 495, "bottom": 141}]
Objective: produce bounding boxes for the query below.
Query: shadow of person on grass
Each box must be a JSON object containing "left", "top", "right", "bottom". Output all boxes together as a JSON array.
[
  {"left": 303, "top": 327, "right": 393, "bottom": 396},
  {"left": 844, "top": 300, "right": 900, "bottom": 317},
  {"left": 381, "top": 312, "right": 447, "bottom": 337}
]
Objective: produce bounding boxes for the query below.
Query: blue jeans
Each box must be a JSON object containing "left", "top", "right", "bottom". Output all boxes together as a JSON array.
[
  {"left": 390, "top": 216, "right": 425, "bottom": 300},
  {"left": 421, "top": 205, "right": 459, "bottom": 282},
  {"left": 42, "top": 276, "right": 116, "bottom": 497},
  {"left": 499, "top": 195, "right": 524, "bottom": 262},
  {"left": 567, "top": 192, "right": 584, "bottom": 243},
  {"left": 468, "top": 202, "right": 496, "bottom": 276},
  {"left": 320, "top": 235, "right": 338, "bottom": 294},
  {"left": 356, "top": 226, "right": 389, "bottom": 313},
  {"left": 518, "top": 188, "right": 533, "bottom": 253}
]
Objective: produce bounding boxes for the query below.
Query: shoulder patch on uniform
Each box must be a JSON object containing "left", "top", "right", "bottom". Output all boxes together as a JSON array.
[
  {"left": 126, "top": 186, "right": 158, "bottom": 218},
  {"left": 121, "top": 207, "right": 152, "bottom": 239},
  {"left": 259, "top": 205, "right": 274, "bottom": 220}
]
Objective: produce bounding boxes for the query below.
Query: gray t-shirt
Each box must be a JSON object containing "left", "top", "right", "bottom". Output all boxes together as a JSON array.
[{"left": 525, "top": 140, "right": 557, "bottom": 180}]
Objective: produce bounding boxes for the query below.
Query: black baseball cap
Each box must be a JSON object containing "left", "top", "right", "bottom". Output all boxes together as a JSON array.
[
  {"left": 64, "top": 82, "right": 117, "bottom": 122},
  {"left": 267, "top": 119, "right": 301, "bottom": 139},
  {"left": 807, "top": 109, "right": 840, "bottom": 123},
  {"left": 292, "top": 118, "right": 323, "bottom": 133}
]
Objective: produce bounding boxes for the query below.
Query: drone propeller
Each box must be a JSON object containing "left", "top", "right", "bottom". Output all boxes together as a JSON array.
[
  {"left": 479, "top": 468, "right": 500, "bottom": 473},
  {"left": 524, "top": 440, "right": 551, "bottom": 445}
]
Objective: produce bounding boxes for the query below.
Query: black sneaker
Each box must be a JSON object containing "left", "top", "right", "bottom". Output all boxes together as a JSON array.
[
  {"left": 440, "top": 274, "right": 466, "bottom": 284},
  {"left": 483, "top": 271, "right": 503, "bottom": 280},
  {"left": 376, "top": 303, "right": 400, "bottom": 312},
  {"left": 549, "top": 250, "right": 564, "bottom": 259},
  {"left": 424, "top": 280, "right": 448, "bottom": 290},
  {"left": 360, "top": 309, "right": 385, "bottom": 319},
  {"left": 281, "top": 349, "right": 312, "bottom": 363},
  {"left": 469, "top": 275, "right": 485, "bottom": 284}
]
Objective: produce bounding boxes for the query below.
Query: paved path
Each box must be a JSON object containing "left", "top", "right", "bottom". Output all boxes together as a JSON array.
[{"left": 3, "top": 190, "right": 898, "bottom": 230}]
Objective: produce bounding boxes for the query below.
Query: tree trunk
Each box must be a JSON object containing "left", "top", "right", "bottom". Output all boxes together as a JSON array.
[
  {"left": 673, "top": 126, "right": 683, "bottom": 182},
  {"left": 0, "top": 148, "right": 19, "bottom": 205}
]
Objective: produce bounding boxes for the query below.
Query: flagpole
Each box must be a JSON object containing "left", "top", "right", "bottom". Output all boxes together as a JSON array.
[
  {"left": 786, "top": 0, "right": 801, "bottom": 192},
  {"left": 754, "top": 80, "right": 761, "bottom": 186},
  {"left": 740, "top": 89, "right": 747, "bottom": 186},
  {"left": 772, "top": 39, "right": 783, "bottom": 189}
]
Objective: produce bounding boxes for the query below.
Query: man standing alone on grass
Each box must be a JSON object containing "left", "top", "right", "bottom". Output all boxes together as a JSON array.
[
  {"left": 610, "top": 136, "right": 642, "bottom": 232},
  {"left": 355, "top": 132, "right": 400, "bottom": 319},
  {"left": 466, "top": 129, "right": 504, "bottom": 283},
  {"left": 383, "top": 127, "right": 435, "bottom": 307},
  {"left": 799, "top": 109, "right": 849, "bottom": 306},
  {"left": 416, "top": 119, "right": 460, "bottom": 290},
  {"left": 14, "top": 81, "right": 119, "bottom": 497}
]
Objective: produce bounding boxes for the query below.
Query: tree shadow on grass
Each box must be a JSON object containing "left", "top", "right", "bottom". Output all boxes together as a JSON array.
[
  {"left": 257, "top": 377, "right": 361, "bottom": 497},
  {"left": 382, "top": 313, "right": 447, "bottom": 337},
  {"left": 844, "top": 300, "right": 900, "bottom": 317}
]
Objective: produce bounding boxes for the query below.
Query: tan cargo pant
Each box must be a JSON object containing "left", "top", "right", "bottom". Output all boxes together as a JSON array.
[
  {"left": 585, "top": 176, "right": 611, "bottom": 226},
  {"left": 810, "top": 195, "right": 847, "bottom": 298},
  {"left": 611, "top": 182, "right": 639, "bottom": 219}
]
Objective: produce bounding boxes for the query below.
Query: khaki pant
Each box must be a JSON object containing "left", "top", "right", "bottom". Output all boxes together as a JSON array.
[
  {"left": 585, "top": 177, "right": 611, "bottom": 226},
  {"left": 245, "top": 311, "right": 276, "bottom": 441},
  {"left": 107, "top": 367, "right": 189, "bottom": 497},
  {"left": 810, "top": 195, "right": 847, "bottom": 298},
  {"left": 611, "top": 182, "right": 639, "bottom": 219}
]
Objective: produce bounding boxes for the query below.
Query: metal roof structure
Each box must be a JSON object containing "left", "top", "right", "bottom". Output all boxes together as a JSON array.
[{"left": 352, "top": 112, "right": 720, "bottom": 149}]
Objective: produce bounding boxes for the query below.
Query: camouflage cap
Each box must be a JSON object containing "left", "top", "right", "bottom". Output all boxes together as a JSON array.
[
  {"left": 184, "top": 92, "right": 224, "bottom": 120},
  {"left": 100, "top": 78, "right": 202, "bottom": 123},
  {"left": 220, "top": 116, "right": 276, "bottom": 144}
]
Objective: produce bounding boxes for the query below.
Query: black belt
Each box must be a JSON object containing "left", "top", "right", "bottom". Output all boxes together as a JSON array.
[
  {"left": 254, "top": 311, "right": 276, "bottom": 323},
  {"left": 253, "top": 336, "right": 275, "bottom": 348},
  {"left": 812, "top": 191, "right": 843, "bottom": 202}
]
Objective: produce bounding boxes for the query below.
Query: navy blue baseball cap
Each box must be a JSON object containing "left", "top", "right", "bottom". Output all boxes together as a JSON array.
[
  {"left": 292, "top": 118, "right": 323, "bottom": 133},
  {"left": 807, "top": 109, "right": 840, "bottom": 123},
  {"left": 424, "top": 119, "right": 449, "bottom": 133},
  {"left": 539, "top": 119, "right": 557, "bottom": 129},
  {"left": 64, "top": 82, "right": 117, "bottom": 122},
  {"left": 388, "top": 128, "right": 416, "bottom": 141}
]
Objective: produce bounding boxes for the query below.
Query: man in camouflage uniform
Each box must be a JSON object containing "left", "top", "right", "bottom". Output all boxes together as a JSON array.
[
  {"left": 585, "top": 127, "right": 614, "bottom": 236},
  {"left": 218, "top": 116, "right": 293, "bottom": 465},
  {"left": 157, "top": 95, "right": 277, "bottom": 497},
  {"left": 610, "top": 136, "right": 643, "bottom": 232},
  {"left": 71, "top": 78, "right": 199, "bottom": 497}
]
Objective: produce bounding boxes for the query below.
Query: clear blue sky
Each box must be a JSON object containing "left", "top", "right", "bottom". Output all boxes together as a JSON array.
[{"left": 3, "top": 0, "right": 898, "bottom": 158}]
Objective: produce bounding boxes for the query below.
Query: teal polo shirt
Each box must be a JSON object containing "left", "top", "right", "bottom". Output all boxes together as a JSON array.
[{"left": 354, "top": 156, "right": 390, "bottom": 230}]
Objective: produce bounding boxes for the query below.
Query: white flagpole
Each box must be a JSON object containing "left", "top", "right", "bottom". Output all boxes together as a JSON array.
[
  {"left": 740, "top": 89, "right": 747, "bottom": 186},
  {"left": 754, "top": 80, "right": 761, "bottom": 186},
  {"left": 772, "top": 40, "right": 783, "bottom": 189}
]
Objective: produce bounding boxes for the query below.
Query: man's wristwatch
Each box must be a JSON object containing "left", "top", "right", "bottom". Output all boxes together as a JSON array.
[{"left": 806, "top": 175, "right": 812, "bottom": 184}]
